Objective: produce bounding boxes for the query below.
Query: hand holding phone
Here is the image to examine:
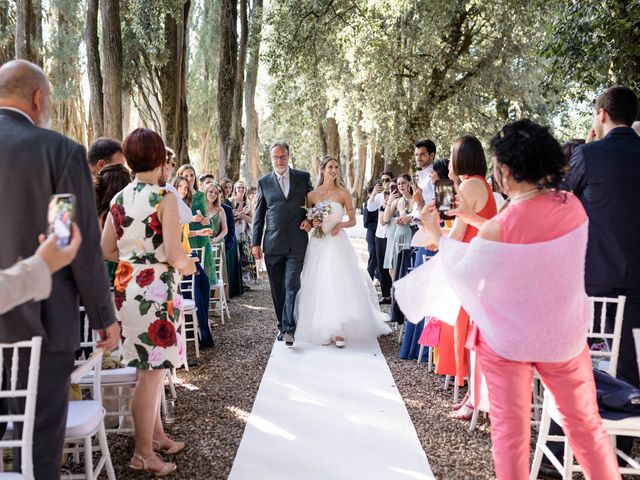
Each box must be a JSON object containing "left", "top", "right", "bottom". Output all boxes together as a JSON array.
[
  {"left": 47, "top": 194, "right": 76, "bottom": 248},
  {"left": 434, "top": 179, "right": 456, "bottom": 220}
]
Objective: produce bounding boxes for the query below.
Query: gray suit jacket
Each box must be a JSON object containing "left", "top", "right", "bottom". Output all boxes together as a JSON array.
[
  {"left": 0, "top": 109, "right": 115, "bottom": 352},
  {"left": 252, "top": 168, "right": 313, "bottom": 255}
]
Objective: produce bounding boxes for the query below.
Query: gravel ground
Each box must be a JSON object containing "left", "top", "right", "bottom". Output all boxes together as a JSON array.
[{"left": 89, "top": 278, "right": 619, "bottom": 479}]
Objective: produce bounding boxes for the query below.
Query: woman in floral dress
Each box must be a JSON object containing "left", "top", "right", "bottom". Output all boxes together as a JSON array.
[
  {"left": 102, "top": 128, "right": 196, "bottom": 476},
  {"left": 231, "top": 180, "right": 256, "bottom": 286}
]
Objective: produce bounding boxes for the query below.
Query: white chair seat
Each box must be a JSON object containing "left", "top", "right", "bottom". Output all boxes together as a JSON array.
[
  {"left": 81, "top": 366, "right": 137, "bottom": 384},
  {"left": 0, "top": 473, "right": 25, "bottom": 479},
  {"left": 66, "top": 400, "right": 104, "bottom": 438},
  {"left": 548, "top": 394, "right": 640, "bottom": 432},
  {"left": 182, "top": 299, "right": 196, "bottom": 311}
]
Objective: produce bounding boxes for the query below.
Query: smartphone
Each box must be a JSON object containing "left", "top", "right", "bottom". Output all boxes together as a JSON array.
[
  {"left": 47, "top": 194, "right": 76, "bottom": 248},
  {"left": 390, "top": 184, "right": 399, "bottom": 195},
  {"left": 434, "top": 179, "right": 455, "bottom": 220}
]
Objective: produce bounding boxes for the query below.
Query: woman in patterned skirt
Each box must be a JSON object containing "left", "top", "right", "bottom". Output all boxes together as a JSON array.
[{"left": 102, "top": 128, "right": 196, "bottom": 476}]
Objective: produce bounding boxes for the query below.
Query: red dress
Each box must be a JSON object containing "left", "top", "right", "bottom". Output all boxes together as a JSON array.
[{"left": 435, "top": 176, "right": 497, "bottom": 386}]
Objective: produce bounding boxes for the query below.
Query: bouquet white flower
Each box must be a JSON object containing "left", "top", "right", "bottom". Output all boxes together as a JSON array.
[{"left": 304, "top": 200, "right": 333, "bottom": 238}]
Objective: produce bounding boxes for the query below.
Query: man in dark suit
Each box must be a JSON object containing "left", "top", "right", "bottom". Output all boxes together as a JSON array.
[
  {"left": 362, "top": 186, "right": 379, "bottom": 281},
  {"left": 0, "top": 60, "right": 120, "bottom": 479},
  {"left": 566, "top": 85, "right": 640, "bottom": 387},
  {"left": 252, "top": 142, "right": 313, "bottom": 346}
]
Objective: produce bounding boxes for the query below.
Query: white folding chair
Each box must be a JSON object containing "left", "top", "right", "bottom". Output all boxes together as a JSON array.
[
  {"left": 179, "top": 268, "right": 200, "bottom": 361},
  {"left": 0, "top": 337, "right": 42, "bottom": 480},
  {"left": 530, "top": 295, "right": 627, "bottom": 479},
  {"left": 63, "top": 350, "right": 115, "bottom": 480},
  {"left": 77, "top": 308, "right": 137, "bottom": 435},
  {"left": 209, "top": 242, "right": 230, "bottom": 325}
]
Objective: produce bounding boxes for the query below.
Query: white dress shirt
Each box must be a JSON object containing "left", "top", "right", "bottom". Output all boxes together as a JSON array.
[
  {"left": 411, "top": 166, "right": 435, "bottom": 221},
  {"left": 275, "top": 168, "right": 290, "bottom": 198},
  {"left": 366, "top": 192, "right": 387, "bottom": 239}
]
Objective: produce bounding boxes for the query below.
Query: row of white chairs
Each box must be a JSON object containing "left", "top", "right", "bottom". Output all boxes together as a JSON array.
[{"left": 0, "top": 338, "right": 115, "bottom": 480}]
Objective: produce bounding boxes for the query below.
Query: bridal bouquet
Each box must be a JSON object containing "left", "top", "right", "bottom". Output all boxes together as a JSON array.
[{"left": 304, "top": 201, "right": 333, "bottom": 238}]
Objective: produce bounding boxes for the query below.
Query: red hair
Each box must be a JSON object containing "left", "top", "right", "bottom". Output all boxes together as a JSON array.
[{"left": 122, "top": 128, "right": 166, "bottom": 173}]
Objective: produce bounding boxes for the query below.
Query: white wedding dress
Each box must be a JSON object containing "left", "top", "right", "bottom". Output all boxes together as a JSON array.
[{"left": 295, "top": 201, "right": 391, "bottom": 345}]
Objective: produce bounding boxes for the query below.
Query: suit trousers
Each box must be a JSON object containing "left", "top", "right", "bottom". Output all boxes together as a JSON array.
[
  {"left": 476, "top": 340, "right": 619, "bottom": 479},
  {"left": 374, "top": 236, "right": 392, "bottom": 298},
  {"left": 1, "top": 349, "right": 75, "bottom": 479},
  {"left": 264, "top": 252, "right": 305, "bottom": 335},
  {"left": 365, "top": 229, "right": 378, "bottom": 280}
]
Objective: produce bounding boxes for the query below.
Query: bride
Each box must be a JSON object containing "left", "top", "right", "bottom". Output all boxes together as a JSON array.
[{"left": 295, "top": 155, "right": 391, "bottom": 348}]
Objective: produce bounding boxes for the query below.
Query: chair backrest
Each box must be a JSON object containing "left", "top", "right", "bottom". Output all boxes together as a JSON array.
[
  {"left": 0, "top": 336, "right": 42, "bottom": 479},
  {"left": 72, "top": 349, "right": 104, "bottom": 404},
  {"left": 587, "top": 295, "right": 626, "bottom": 377},
  {"left": 211, "top": 243, "right": 224, "bottom": 281},
  {"left": 191, "top": 247, "right": 205, "bottom": 263}
]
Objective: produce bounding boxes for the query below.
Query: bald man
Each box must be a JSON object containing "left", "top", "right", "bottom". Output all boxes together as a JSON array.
[{"left": 0, "top": 59, "right": 120, "bottom": 479}]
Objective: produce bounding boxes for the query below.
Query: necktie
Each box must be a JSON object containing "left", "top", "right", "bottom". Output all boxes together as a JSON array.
[{"left": 279, "top": 175, "right": 286, "bottom": 197}]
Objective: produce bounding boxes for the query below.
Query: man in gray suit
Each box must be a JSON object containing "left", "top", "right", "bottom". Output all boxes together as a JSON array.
[
  {"left": 252, "top": 142, "right": 313, "bottom": 346},
  {"left": 0, "top": 60, "right": 120, "bottom": 479}
]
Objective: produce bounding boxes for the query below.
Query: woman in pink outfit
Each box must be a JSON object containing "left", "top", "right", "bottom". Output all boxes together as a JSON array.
[{"left": 420, "top": 119, "right": 619, "bottom": 479}]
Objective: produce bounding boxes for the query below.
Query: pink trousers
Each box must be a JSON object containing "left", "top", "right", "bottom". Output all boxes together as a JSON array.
[{"left": 476, "top": 338, "right": 620, "bottom": 480}]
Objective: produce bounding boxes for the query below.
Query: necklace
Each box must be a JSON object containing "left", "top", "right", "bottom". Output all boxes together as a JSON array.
[{"left": 510, "top": 187, "right": 544, "bottom": 204}]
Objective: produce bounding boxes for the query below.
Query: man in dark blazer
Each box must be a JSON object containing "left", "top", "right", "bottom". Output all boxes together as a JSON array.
[
  {"left": 252, "top": 142, "right": 313, "bottom": 346},
  {"left": 566, "top": 85, "right": 640, "bottom": 387},
  {"left": 362, "top": 185, "right": 379, "bottom": 281},
  {"left": 0, "top": 60, "right": 120, "bottom": 479}
]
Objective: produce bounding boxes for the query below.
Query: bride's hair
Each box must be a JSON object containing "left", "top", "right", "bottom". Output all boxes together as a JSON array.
[{"left": 316, "top": 155, "right": 344, "bottom": 188}]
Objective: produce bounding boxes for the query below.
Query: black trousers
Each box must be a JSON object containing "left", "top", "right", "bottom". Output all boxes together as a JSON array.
[
  {"left": 1, "top": 349, "right": 75, "bottom": 479},
  {"left": 366, "top": 229, "right": 378, "bottom": 280},
  {"left": 264, "top": 252, "right": 305, "bottom": 335},
  {"left": 374, "top": 236, "right": 392, "bottom": 298}
]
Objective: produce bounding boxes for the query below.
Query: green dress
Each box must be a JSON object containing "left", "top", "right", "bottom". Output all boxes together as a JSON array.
[{"left": 188, "top": 190, "right": 216, "bottom": 283}]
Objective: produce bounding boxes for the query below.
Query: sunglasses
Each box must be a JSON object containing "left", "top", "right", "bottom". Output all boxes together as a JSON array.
[{"left": 381, "top": 178, "right": 391, "bottom": 182}]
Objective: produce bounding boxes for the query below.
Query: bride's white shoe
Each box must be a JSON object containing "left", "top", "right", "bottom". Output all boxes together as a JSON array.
[
  {"left": 321, "top": 338, "right": 332, "bottom": 346},
  {"left": 335, "top": 337, "right": 345, "bottom": 348}
]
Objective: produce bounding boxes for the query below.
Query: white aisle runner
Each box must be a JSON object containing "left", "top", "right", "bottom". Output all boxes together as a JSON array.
[{"left": 228, "top": 339, "right": 434, "bottom": 480}]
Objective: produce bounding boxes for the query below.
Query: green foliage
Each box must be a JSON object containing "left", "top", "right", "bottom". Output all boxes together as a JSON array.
[
  {"left": 543, "top": 0, "right": 640, "bottom": 97},
  {"left": 262, "top": 0, "right": 556, "bottom": 171},
  {"left": 46, "top": 0, "right": 83, "bottom": 102},
  {"left": 187, "top": 0, "right": 220, "bottom": 173}
]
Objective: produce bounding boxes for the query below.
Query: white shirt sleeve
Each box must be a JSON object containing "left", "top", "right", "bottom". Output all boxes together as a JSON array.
[
  {"left": 164, "top": 184, "right": 193, "bottom": 225},
  {"left": 0, "top": 255, "right": 51, "bottom": 315},
  {"left": 367, "top": 192, "right": 383, "bottom": 212}
]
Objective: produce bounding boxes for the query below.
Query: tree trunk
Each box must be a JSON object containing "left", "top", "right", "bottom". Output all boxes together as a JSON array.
[
  {"left": 15, "top": 0, "right": 41, "bottom": 65},
  {"left": 242, "top": 0, "right": 263, "bottom": 185},
  {"left": 370, "top": 129, "right": 384, "bottom": 184},
  {"left": 100, "top": 0, "right": 123, "bottom": 140},
  {"left": 345, "top": 124, "right": 354, "bottom": 190},
  {"left": 86, "top": 0, "right": 103, "bottom": 140},
  {"left": 317, "top": 119, "right": 327, "bottom": 158},
  {"left": 217, "top": 0, "right": 238, "bottom": 179},
  {"left": 386, "top": 146, "right": 413, "bottom": 177},
  {"left": 353, "top": 112, "right": 367, "bottom": 200},
  {"left": 227, "top": 0, "right": 247, "bottom": 180},
  {"left": 177, "top": 2, "right": 191, "bottom": 165},
  {"left": 326, "top": 116, "right": 340, "bottom": 159},
  {"left": 1, "top": 0, "right": 16, "bottom": 65}
]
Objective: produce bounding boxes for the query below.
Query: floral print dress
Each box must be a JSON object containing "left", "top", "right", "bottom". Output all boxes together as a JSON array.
[{"left": 110, "top": 181, "right": 185, "bottom": 370}]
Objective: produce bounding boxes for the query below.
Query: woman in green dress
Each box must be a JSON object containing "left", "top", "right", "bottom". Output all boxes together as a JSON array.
[
  {"left": 176, "top": 164, "right": 216, "bottom": 283},
  {"left": 204, "top": 183, "right": 228, "bottom": 284},
  {"left": 219, "top": 177, "right": 244, "bottom": 297}
]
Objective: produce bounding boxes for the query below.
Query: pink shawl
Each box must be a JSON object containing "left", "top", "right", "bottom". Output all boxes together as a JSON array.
[{"left": 395, "top": 222, "right": 590, "bottom": 362}]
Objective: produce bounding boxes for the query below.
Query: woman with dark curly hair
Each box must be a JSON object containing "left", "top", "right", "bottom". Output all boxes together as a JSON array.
[
  {"left": 95, "top": 163, "right": 132, "bottom": 228},
  {"left": 396, "top": 119, "right": 618, "bottom": 479}
]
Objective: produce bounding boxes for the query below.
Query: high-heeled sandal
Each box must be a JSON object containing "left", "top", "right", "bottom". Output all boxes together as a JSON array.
[
  {"left": 129, "top": 453, "right": 177, "bottom": 476},
  {"left": 153, "top": 440, "right": 186, "bottom": 455},
  {"left": 451, "top": 393, "right": 470, "bottom": 411},
  {"left": 449, "top": 403, "right": 474, "bottom": 421}
]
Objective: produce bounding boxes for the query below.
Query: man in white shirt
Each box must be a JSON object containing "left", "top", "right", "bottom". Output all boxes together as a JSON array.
[
  {"left": 367, "top": 170, "right": 394, "bottom": 304},
  {"left": 412, "top": 139, "right": 437, "bottom": 210}
]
